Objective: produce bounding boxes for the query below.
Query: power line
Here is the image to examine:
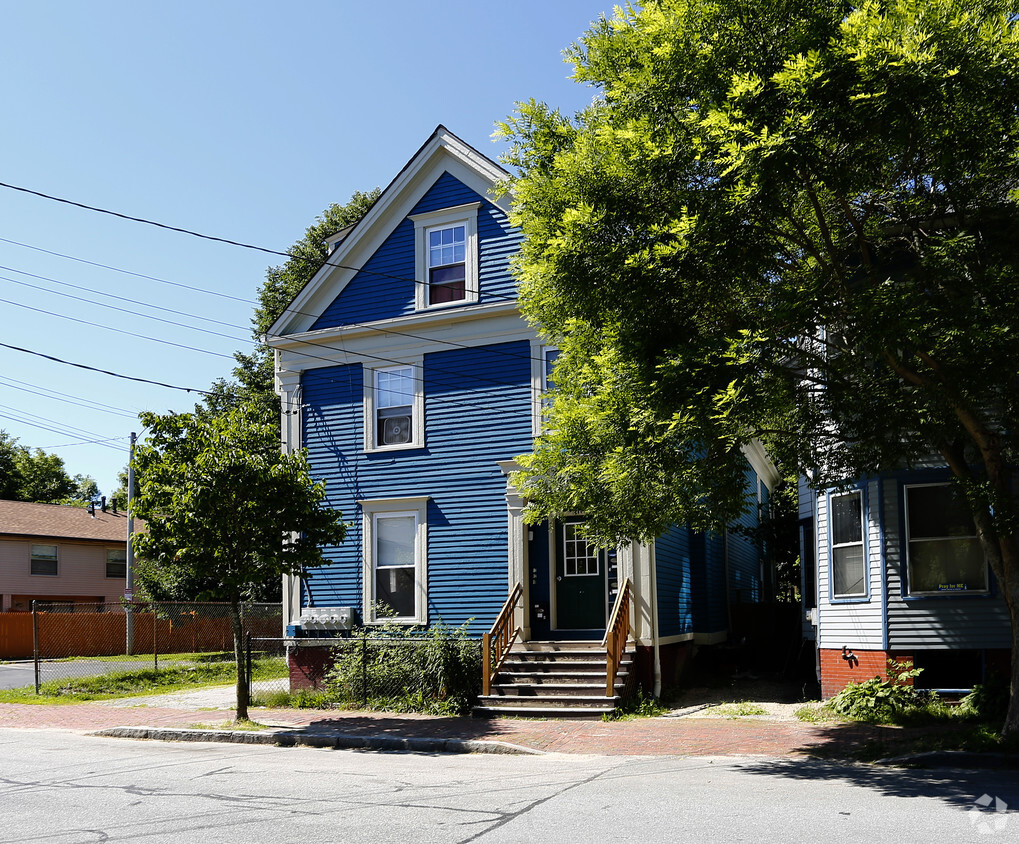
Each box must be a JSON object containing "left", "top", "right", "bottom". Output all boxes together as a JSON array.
[
  {"left": 0, "top": 262, "right": 250, "bottom": 331},
  {"left": 0, "top": 236, "right": 253, "bottom": 303},
  {"left": 0, "top": 374, "right": 138, "bottom": 418},
  {"left": 0, "top": 294, "right": 236, "bottom": 359},
  {"left": 0, "top": 234, "right": 545, "bottom": 368},
  {"left": 0, "top": 341, "right": 212, "bottom": 395},
  {"left": 0, "top": 180, "right": 524, "bottom": 299}
]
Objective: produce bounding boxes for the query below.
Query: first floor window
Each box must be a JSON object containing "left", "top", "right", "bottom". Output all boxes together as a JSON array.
[
  {"left": 362, "top": 496, "right": 428, "bottom": 624},
  {"left": 106, "top": 549, "right": 126, "bottom": 579},
  {"left": 830, "top": 491, "right": 865, "bottom": 598},
  {"left": 31, "top": 544, "right": 58, "bottom": 576},
  {"left": 374, "top": 513, "right": 417, "bottom": 618},
  {"left": 906, "top": 484, "right": 987, "bottom": 594}
]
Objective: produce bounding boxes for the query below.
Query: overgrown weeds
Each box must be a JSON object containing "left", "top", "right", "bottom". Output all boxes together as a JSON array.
[{"left": 324, "top": 618, "right": 481, "bottom": 716}]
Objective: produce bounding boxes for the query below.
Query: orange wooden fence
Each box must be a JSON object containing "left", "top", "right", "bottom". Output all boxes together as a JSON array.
[{"left": 0, "top": 608, "right": 282, "bottom": 659}]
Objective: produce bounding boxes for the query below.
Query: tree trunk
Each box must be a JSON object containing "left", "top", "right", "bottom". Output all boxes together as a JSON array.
[{"left": 231, "top": 600, "right": 249, "bottom": 722}]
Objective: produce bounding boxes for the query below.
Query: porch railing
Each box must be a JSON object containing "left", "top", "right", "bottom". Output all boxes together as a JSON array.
[
  {"left": 481, "top": 582, "right": 522, "bottom": 696},
  {"left": 601, "top": 578, "right": 632, "bottom": 698}
]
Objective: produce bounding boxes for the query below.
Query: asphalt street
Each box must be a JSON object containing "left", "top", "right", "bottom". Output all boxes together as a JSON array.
[
  {"left": 0, "top": 729, "right": 1015, "bottom": 843},
  {"left": 0, "top": 659, "right": 188, "bottom": 690}
]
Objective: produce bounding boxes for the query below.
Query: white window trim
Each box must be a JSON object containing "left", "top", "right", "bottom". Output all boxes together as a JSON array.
[
  {"left": 904, "top": 483, "right": 988, "bottom": 596},
  {"left": 30, "top": 544, "right": 59, "bottom": 577},
  {"left": 410, "top": 202, "right": 481, "bottom": 311},
  {"left": 828, "top": 490, "right": 867, "bottom": 600},
  {"left": 530, "top": 342, "right": 559, "bottom": 436},
  {"left": 359, "top": 496, "right": 429, "bottom": 625},
  {"left": 363, "top": 359, "right": 424, "bottom": 452}
]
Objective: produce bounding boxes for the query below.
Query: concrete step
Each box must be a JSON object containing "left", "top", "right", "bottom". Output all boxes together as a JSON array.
[
  {"left": 473, "top": 703, "right": 617, "bottom": 720},
  {"left": 494, "top": 670, "right": 612, "bottom": 684},
  {"left": 485, "top": 682, "right": 626, "bottom": 697}
]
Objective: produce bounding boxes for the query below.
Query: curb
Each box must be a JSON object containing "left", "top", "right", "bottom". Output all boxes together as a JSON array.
[{"left": 90, "top": 726, "right": 545, "bottom": 756}]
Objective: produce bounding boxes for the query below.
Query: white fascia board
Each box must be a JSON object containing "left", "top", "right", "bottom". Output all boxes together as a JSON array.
[
  {"left": 272, "top": 303, "right": 532, "bottom": 373},
  {"left": 268, "top": 130, "right": 512, "bottom": 338},
  {"left": 741, "top": 439, "right": 782, "bottom": 491}
]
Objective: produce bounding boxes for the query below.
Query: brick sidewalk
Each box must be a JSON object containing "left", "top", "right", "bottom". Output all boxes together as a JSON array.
[{"left": 0, "top": 701, "right": 935, "bottom": 758}]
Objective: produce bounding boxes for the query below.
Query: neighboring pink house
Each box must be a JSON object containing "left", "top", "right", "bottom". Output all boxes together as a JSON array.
[{"left": 0, "top": 500, "right": 129, "bottom": 611}]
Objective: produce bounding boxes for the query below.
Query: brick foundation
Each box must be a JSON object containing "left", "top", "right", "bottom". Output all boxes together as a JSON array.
[
  {"left": 819, "top": 648, "right": 911, "bottom": 699},
  {"left": 634, "top": 641, "right": 694, "bottom": 693},
  {"left": 288, "top": 643, "right": 335, "bottom": 691}
]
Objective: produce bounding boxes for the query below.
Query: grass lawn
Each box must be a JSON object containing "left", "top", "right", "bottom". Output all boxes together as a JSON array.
[{"left": 0, "top": 657, "right": 288, "bottom": 705}]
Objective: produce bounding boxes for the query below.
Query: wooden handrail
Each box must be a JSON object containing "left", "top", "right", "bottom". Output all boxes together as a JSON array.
[
  {"left": 482, "top": 582, "right": 523, "bottom": 696},
  {"left": 601, "top": 578, "right": 632, "bottom": 698}
]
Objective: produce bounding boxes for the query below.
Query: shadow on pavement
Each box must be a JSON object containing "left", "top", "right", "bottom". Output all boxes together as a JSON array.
[{"left": 736, "top": 754, "right": 1019, "bottom": 813}]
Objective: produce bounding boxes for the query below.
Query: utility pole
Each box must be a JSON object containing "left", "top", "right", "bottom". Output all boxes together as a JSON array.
[{"left": 126, "top": 431, "right": 136, "bottom": 655}]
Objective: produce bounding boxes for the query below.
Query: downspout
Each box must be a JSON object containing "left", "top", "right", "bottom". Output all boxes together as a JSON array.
[
  {"left": 650, "top": 544, "right": 662, "bottom": 699},
  {"left": 723, "top": 528, "right": 733, "bottom": 639}
]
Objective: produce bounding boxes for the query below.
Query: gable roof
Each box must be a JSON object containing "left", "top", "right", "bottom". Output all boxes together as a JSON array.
[
  {"left": 0, "top": 500, "right": 129, "bottom": 543},
  {"left": 267, "top": 125, "right": 512, "bottom": 338}
]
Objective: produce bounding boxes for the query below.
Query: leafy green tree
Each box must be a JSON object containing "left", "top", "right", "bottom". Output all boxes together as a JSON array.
[
  {"left": 0, "top": 431, "right": 20, "bottom": 500},
  {"left": 500, "top": 0, "right": 1019, "bottom": 732},
  {"left": 14, "top": 447, "right": 79, "bottom": 503},
  {"left": 210, "top": 189, "right": 381, "bottom": 422},
  {"left": 132, "top": 406, "right": 346, "bottom": 721}
]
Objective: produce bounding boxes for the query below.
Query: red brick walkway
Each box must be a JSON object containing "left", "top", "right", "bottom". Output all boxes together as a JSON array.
[{"left": 0, "top": 702, "right": 925, "bottom": 758}]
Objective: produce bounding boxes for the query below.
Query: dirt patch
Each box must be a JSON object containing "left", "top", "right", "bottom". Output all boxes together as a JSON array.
[{"left": 664, "top": 675, "right": 826, "bottom": 722}]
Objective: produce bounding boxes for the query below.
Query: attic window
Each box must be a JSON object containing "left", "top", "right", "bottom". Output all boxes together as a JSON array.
[
  {"left": 428, "top": 224, "right": 466, "bottom": 302},
  {"left": 410, "top": 202, "right": 480, "bottom": 310}
]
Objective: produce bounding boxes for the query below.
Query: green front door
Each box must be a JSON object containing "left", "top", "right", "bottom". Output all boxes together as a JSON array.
[{"left": 554, "top": 518, "right": 607, "bottom": 630}]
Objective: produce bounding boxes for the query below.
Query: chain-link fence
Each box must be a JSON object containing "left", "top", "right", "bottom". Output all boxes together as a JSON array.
[
  {"left": 29, "top": 601, "right": 282, "bottom": 694},
  {"left": 249, "top": 633, "right": 482, "bottom": 715}
]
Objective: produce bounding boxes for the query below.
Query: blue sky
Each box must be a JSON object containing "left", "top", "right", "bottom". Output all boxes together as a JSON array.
[{"left": 0, "top": 0, "right": 607, "bottom": 495}]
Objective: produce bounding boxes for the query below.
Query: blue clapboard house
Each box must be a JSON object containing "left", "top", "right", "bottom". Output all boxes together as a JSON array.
[{"left": 267, "top": 127, "right": 780, "bottom": 716}]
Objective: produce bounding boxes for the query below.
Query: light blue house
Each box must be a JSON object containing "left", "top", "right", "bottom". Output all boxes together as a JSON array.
[
  {"left": 267, "top": 127, "right": 780, "bottom": 714},
  {"left": 801, "top": 469, "right": 1012, "bottom": 698}
]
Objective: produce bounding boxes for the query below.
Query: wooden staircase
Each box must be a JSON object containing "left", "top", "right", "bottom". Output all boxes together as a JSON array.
[{"left": 473, "top": 640, "right": 634, "bottom": 719}]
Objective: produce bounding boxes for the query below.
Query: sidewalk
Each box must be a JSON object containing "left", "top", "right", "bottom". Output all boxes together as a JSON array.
[{"left": 0, "top": 690, "right": 960, "bottom": 759}]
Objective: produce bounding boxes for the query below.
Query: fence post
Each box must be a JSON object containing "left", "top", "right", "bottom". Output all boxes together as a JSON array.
[
  {"left": 246, "top": 633, "right": 253, "bottom": 701},
  {"left": 361, "top": 636, "right": 368, "bottom": 709},
  {"left": 153, "top": 603, "right": 159, "bottom": 672},
  {"left": 32, "top": 600, "right": 39, "bottom": 695}
]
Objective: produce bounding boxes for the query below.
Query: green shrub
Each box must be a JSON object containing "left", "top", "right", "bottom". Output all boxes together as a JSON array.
[
  {"left": 958, "top": 676, "right": 1010, "bottom": 722},
  {"left": 827, "top": 659, "right": 926, "bottom": 723},
  {"left": 325, "top": 619, "right": 481, "bottom": 716}
]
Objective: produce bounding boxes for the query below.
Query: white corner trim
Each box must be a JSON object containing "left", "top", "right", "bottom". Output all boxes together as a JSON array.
[{"left": 741, "top": 440, "right": 781, "bottom": 491}]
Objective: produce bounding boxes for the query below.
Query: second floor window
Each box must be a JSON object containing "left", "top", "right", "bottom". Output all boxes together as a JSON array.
[
  {"left": 106, "top": 549, "right": 127, "bottom": 579},
  {"left": 375, "top": 366, "right": 415, "bottom": 448},
  {"left": 31, "top": 544, "right": 58, "bottom": 576}
]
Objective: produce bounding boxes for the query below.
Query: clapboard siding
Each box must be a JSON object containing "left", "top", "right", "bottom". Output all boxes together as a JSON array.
[
  {"left": 816, "top": 479, "right": 885, "bottom": 649},
  {"left": 0, "top": 538, "right": 123, "bottom": 608},
  {"left": 311, "top": 173, "right": 518, "bottom": 329},
  {"left": 884, "top": 476, "right": 1011, "bottom": 650},
  {"left": 300, "top": 341, "right": 532, "bottom": 629},
  {"left": 654, "top": 525, "right": 693, "bottom": 638},
  {"left": 727, "top": 490, "right": 760, "bottom": 606}
]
